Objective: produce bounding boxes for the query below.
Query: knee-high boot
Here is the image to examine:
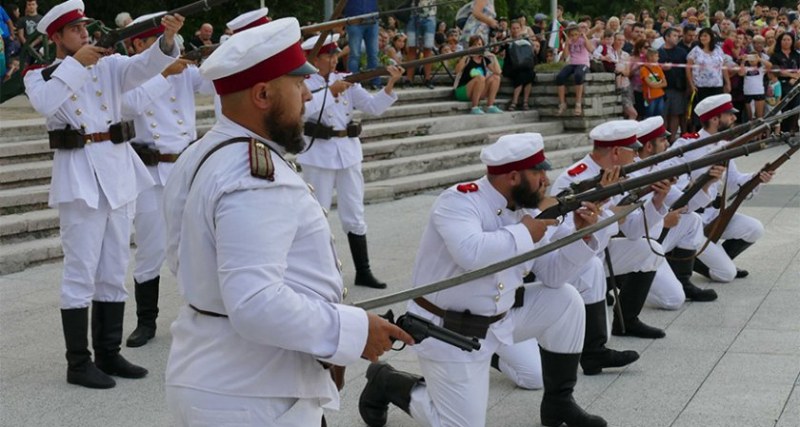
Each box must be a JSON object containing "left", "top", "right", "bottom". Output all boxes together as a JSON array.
[
  {"left": 668, "top": 248, "right": 717, "bottom": 301},
  {"left": 359, "top": 362, "right": 424, "bottom": 427},
  {"left": 580, "top": 301, "right": 639, "bottom": 375},
  {"left": 348, "top": 232, "right": 387, "bottom": 289},
  {"left": 611, "top": 271, "right": 666, "bottom": 339},
  {"left": 722, "top": 238, "right": 753, "bottom": 278},
  {"left": 540, "top": 347, "right": 607, "bottom": 427},
  {"left": 92, "top": 301, "right": 148, "bottom": 379},
  {"left": 126, "top": 276, "right": 159, "bottom": 347},
  {"left": 61, "top": 308, "right": 116, "bottom": 389}
]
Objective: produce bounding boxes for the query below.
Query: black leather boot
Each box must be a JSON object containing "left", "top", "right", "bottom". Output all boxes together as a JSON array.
[
  {"left": 611, "top": 271, "right": 666, "bottom": 339},
  {"left": 92, "top": 301, "right": 148, "bottom": 379},
  {"left": 347, "top": 232, "right": 387, "bottom": 289},
  {"left": 668, "top": 248, "right": 717, "bottom": 302},
  {"left": 580, "top": 301, "right": 639, "bottom": 375},
  {"left": 722, "top": 239, "right": 753, "bottom": 278},
  {"left": 540, "top": 347, "right": 607, "bottom": 427},
  {"left": 693, "top": 258, "right": 712, "bottom": 279},
  {"left": 61, "top": 308, "right": 116, "bottom": 389},
  {"left": 126, "top": 277, "right": 159, "bottom": 347},
  {"left": 359, "top": 362, "right": 423, "bottom": 427}
]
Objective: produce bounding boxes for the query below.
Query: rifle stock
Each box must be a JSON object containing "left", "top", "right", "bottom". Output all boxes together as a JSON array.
[
  {"left": 180, "top": 44, "right": 219, "bottom": 63},
  {"left": 704, "top": 142, "right": 800, "bottom": 242},
  {"left": 538, "top": 135, "right": 790, "bottom": 220}
]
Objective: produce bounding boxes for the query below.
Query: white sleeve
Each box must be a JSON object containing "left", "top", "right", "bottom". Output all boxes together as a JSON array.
[
  {"left": 214, "top": 189, "right": 368, "bottom": 366},
  {"left": 24, "top": 56, "right": 90, "bottom": 117},
  {"left": 121, "top": 75, "right": 171, "bottom": 118},
  {"left": 117, "top": 35, "right": 179, "bottom": 93},
  {"left": 351, "top": 83, "right": 398, "bottom": 116}
]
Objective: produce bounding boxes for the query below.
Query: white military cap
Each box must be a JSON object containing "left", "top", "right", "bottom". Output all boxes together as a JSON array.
[
  {"left": 695, "top": 93, "right": 738, "bottom": 122},
  {"left": 480, "top": 133, "right": 552, "bottom": 173},
  {"left": 128, "top": 11, "right": 166, "bottom": 42},
  {"left": 590, "top": 120, "right": 642, "bottom": 149},
  {"left": 637, "top": 116, "right": 671, "bottom": 144},
  {"left": 201, "top": 17, "right": 317, "bottom": 96},
  {"left": 38, "top": 0, "right": 92, "bottom": 38},
  {"left": 301, "top": 33, "right": 341, "bottom": 55},
  {"left": 227, "top": 8, "right": 270, "bottom": 34}
]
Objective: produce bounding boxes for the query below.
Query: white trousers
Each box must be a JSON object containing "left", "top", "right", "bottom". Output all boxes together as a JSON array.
[
  {"left": 166, "top": 386, "right": 322, "bottom": 427},
  {"left": 407, "top": 284, "right": 585, "bottom": 427},
  {"left": 605, "top": 238, "right": 664, "bottom": 275},
  {"left": 646, "top": 212, "right": 705, "bottom": 310},
  {"left": 133, "top": 182, "right": 165, "bottom": 283},
  {"left": 301, "top": 164, "right": 367, "bottom": 235},
  {"left": 58, "top": 195, "right": 134, "bottom": 309},
  {"left": 696, "top": 242, "right": 737, "bottom": 283}
]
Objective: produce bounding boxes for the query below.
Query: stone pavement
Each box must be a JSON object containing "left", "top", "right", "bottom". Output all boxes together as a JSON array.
[{"left": 1, "top": 145, "right": 798, "bottom": 427}]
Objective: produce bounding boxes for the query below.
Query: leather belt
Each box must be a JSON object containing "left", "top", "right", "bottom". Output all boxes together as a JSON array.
[
  {"left": 303, "top": 121, "right": 362, "bottom": 139},
  {"left": 412, "top": 289, "right": 526, "bottom": 339},
  {"left": 48, "top": 120, "right": 136, "bottom": 149},
  {"left": 131, "top": 142, "right": 181, "bottom": 166},
  {"left": 188, "top": 304, "right": 227, "bottom": 318}
]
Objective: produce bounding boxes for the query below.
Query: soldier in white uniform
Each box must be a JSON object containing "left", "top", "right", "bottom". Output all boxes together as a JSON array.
[
  {"left": 359, "top": 134, "right": 608, "bottom": 427},
  {"left": 212, "top": 8, "right": 270, "bottom": 120},
  {"left": 297, "top": 33, "right": 404, "bottom": 289},
  {"left": 161, "top": 19, "right": 413, "bottom": 427},
  {"left": 634, "top": 117, "right": 720, "bottom": 307},
  {"left": 552, "top": 121, "right": 673, "bottom": 339},
  {"left": 24, "top": 0, "right": 182, "bottom": 389},
  {"left": 120, "top": 13, "right": 215, "bottom": 348},
  {"left": 670, "top": 94, "right": 773, "bottom": 282}
]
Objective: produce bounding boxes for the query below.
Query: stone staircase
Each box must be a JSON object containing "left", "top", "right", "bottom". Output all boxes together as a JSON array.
[{"left": 0, "top": 84, "right": 596, "bottom": 274}]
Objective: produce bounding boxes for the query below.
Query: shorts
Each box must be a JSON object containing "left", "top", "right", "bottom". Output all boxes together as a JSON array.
[
  {"left": 455, "top": 85, "right": 469, "bottom": 101},
  {"left": 406, "top": 16, "right": 436, "bottom": 49},
  {"left": 618, "top": 86, "right": 634, "bottom": 107},
  {"left": 744, "top": 94, "right": 765, "bottom": 102},
  {"left": 663, "top": 88, "right": 688, "bottom": 116},
  {"left": 555, "top": 64, "right": 588, "bottom": 85}
]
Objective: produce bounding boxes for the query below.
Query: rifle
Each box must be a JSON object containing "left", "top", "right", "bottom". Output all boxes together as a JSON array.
[
  {"left": 181, "top": 43, "right": 219, "bottom": 63},
  {"left": 556, "top": 100, "right": 800, "bottom": 198},
  {"left": 343, "top": 36, "right": 529, "bottom": 83},
  {"left": 307, "top": 0, "right": 349, "bottom": 62},
  {"left": 300, "top": 0, "right": 461, "bottom": 36},
  {"left": 381, "top": 310, "right": 481, "bottom": 352},
  {"left": 704, "top": 140, "right": 800, "bottom": 242},
  {"left": 668, "top": 131, "right": 793, "bottom": 211},
  {"left": 38, "top": 0, "right": 232, "bottom": 80},
  {"left": 537, "top": 135, "right": 791, "bottom": 220}
]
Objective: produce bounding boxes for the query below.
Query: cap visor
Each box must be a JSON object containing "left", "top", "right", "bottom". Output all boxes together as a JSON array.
[
  {"left": 287, "top": 61, "right": 318, "bottom": 76},
  {"left": 534, "top": 159, "right": 552, "bottom": 171},
  {"left": 630, "top": 141, "right": 644, "bottom": 150}
]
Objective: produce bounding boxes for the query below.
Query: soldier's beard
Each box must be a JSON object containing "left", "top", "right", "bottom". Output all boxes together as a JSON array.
[
  {"left": 264, "top": 107, "right": 306, "bottom": 154},
  {"left": 510, "top": 176, "right": 542, "bottom": 209}
]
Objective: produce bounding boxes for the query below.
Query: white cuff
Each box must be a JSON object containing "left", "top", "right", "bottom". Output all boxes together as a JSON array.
[{"left": 318, "top": 304, "right": 369, "bottom": 366}]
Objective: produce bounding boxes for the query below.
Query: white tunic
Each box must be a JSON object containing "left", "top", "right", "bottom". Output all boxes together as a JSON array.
[
  {"left": 162, "top": 116, "right": 368, "bottom": 408},
  {"left": 296, "top": 73, "right": 397, "bottom": 170},
  {"left": 24, "top": 38, "right": 178, "bottom": 209},
  {"left": 121, "top": 65, "right": 215, "bottom": 186},
  {"left": 408, "top": 176, "right": 598, "bottom": 362}
]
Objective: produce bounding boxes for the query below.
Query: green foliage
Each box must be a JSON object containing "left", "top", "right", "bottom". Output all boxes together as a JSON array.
[{"left": 534, "top": 61, "right": 564, "bottom": 72}]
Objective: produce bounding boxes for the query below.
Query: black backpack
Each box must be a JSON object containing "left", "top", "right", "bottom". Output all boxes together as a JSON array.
[{"left": 508, "top": 41, "right": 535, "bottom": 70}]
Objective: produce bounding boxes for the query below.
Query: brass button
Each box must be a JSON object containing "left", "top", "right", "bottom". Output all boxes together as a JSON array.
[
  {"left": 342, "top": 287, "right": 349, "bottom": 299},
  {"left": 100, "top": 104, "right": 108, "bottom": 111},
  {"left": 146, "top": 110, "right": 154, "bottom": 116},
  {"left": 95, "top": 90, "right": 103, "bottom": 97},
  {"left": 170, "top": 96, "right": 176, "bottom": 102},
  {"left": 343, "top": 100, "right": 349, "bottom": 106},
  {"left": 92, "top": 76, "right": 98, "bottom": 82},
  {"left": 177, "top": 119, "right": 184, "bottom": 125},
  {"left": 154, "top": 134, "right": 160, "bottom": 140},
  {"left": 70, "top": 94, "right": 78, "bottom": 101},
  {"left": 172, "top": 109, "right": 179, "bottom": 114},
  {"left": 85, "top": 138, "right": 92, "bottom": 145},
  {"left": 151, "top": 123, "right": 157, "bottom": 128},
  {"left": 496, "top": 209, "right": 502, "bottom": 216},
  {"left": 494, "top": 295, "right": 501, "bottom": 302},
  {"left": 75, "top": 109, "right": 82, "bottom": 115},
  {"left": 498, "top": 282, "right": 504, "bottom": 290}
]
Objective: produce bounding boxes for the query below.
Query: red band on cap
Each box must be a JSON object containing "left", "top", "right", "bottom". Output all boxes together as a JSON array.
[
  {"left": 638, "top": 124, "right": 667, "bottom": 144},
  {"left": 594, "top": 135, "right": 638, "bottom": 148},
  {"left": 47, "top": 9, "right": 85, "bottom": 37},
  {"left": 698, "top": 101, "right": 734, "bottom": 122},
  {"left": 131, "top": 26, "right": 165, "bottom": 42},
  {"left": 233, "top": 16, "right": 270, "bottom": 34},
  {"left": 213, "top": 42, "right": 307, "bottom": 95},
  {"left": 305, "top": 42, "right": 339, "bottom": 55},
  {"left": 486, "top": 150, "right": 546, "bottom": 174}
]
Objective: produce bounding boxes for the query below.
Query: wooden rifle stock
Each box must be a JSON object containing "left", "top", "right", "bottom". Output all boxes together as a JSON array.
[
  {"left": 180, "top": 44, "right": 219, "bottom": 63},
  {"left": 307, "top": 0, "right": 349, "bottom": 61},
  {"left": 538, "top": 136, "right": 787, "bottom": 220},
  {"left": 704, "top": 141, "right": 800, "bottom": 242}
]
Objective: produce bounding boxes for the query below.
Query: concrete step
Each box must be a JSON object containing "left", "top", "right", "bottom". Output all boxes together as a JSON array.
[
  {"left": 0, "top": 139, "right": 52, "bottom": 165},
  {"left": 0, "top": 236, "right": 63, "bottom": 275},
  {"left": 0, "top": 208, "right": 58, "bottom": 244},
  {"left": 0, "top": 160, "right": 51, "bottom": 189},
  {"left": 0, "top": 184, "right": 49, "bottom": 214},
  {"left": 363, "top": 143, "right": 591, "bottom": 202}
]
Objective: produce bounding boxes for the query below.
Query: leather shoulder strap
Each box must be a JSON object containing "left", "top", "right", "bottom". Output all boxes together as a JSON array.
[{"left": 189, "top": 137, "right": 252, "bottom": 187}]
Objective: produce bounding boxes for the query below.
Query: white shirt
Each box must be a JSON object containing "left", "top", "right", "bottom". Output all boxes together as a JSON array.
[
  {"left": 162, "top": 116, "right": 368, "bottom": 407},
  {"left": 296, "top": 72, "right": 397, "bottom": 170},
  {"left": 407, "top": 176, "right": 598, "bottom": 362},
  {"left": 122, "top": 65, "right": 215, "bottom": 186},
  {"left": 24, "top": 38, "right": 178, "bottom": 209}
]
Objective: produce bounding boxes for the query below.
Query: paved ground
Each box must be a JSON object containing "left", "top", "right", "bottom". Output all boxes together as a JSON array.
[{"left": 1, "top": 143, "right": 798, "bottom": 427}]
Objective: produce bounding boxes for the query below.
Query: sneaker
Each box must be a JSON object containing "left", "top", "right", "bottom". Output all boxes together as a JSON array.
[
  {"left": 486, "top": 105, "right": 503, "bottom": 114},
  {"left": 470, "top": 106, "right": 485, "bottom": 114}
]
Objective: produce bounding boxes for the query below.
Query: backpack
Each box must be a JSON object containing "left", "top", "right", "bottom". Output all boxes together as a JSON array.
[
  {"left": 455, "top": 1, "right": 473, "bottom": 29},
  {"left": 508, "top": 41, "right": 535, "bottom": 70}
]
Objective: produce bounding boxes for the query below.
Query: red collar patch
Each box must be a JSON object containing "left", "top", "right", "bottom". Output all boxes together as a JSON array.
[
  {"left": 456, "top": 182, "right": 479, "bottom": 193},
  {"left": 681, "top": 132, "right": 699, "bottom": 139},
  {"left": 567, "top": 163, "right": 588, "bottom": 177}
]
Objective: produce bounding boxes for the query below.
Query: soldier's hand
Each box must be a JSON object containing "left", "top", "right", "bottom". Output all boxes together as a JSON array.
[
  {"left": 573, "top": 202, "right": 601, "bottom": 230},
  {"left": 330, "top": 80, "right": 353, "bottom": 97},
  {"left": 162, "top": 58, "right": 194, "bottom": 78},
  {"left": 362, "top": 312, "right": 415, "bottom": 363},
  {"left": 650, "top": 178, "right": 674, "bottom": 209},
  {"left": 521, "top": 216, "right": 558, "bottom": 243},
  {"left": 663, "top": 207, "right": 687, "bottom": 228},
  {"left": 600, "top": 165, "right": 622, "bottom": 187},
  {"left": 703, "top": 165, "right": 726, "bottom": 192},
  {"left": 758, "top": 170, "right": 774, "bottom": 183},
  {"left": 161, "top": 13, "right": 185, "bottom": 40},
  {"left": 74, "top": 45, "right": 107, "bottom": 67},
  {"left": 386, "top": 65, "right": 405, "bottom": 81}
]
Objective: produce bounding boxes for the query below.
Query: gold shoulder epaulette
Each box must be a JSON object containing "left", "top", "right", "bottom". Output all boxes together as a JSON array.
[{"left": 248, "top": 138, "right": 275, "bottom": 181}]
